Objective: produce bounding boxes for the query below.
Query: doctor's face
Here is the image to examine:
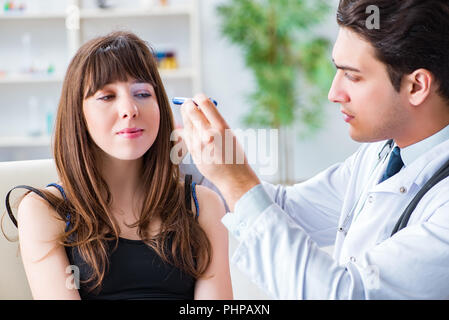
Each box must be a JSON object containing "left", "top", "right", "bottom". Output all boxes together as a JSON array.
[
  {"left": 328, "top": 27, "right": 409, "bottom": 143},
  {"left": 83, "top": 78, "right": 160, "bottom": 161}
]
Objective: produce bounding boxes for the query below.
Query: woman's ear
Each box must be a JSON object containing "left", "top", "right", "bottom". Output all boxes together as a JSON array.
[{"left": 403, "top": 68, "right": 433, "bottom": 106}]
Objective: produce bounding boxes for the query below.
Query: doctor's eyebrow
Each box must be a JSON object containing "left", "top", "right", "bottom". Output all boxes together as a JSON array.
[{"left": 332, "top": 58, "right": 362, "bottom": 73}]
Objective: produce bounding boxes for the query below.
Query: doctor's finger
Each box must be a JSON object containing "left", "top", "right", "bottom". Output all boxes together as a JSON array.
[
  {"left": 181, "top": 108, "right": 206, "bottom": 155},
  {"left": 180, "top": 99, "right": 211, "bottom": 133},
  {"left": 181, "top": 99, "right": 217, "bottom": 144},
  {"left": 181, "top": 112, "right": 195, "bottom": 146},
  {"left": 193, "top": 93, "right": 229, "bottom": 131}
]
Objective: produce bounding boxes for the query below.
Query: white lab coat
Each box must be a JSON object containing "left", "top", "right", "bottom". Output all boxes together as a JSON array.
[{"left": 222, "top": 138, "right": 449, "bottom": 299}]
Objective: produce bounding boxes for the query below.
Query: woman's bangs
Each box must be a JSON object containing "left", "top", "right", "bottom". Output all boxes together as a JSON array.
[{"left": 83, "top": 40, "right": 157, "bottom": 99}]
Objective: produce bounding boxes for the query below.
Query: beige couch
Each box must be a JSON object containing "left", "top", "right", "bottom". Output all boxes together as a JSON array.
[{"left": 0, "top": 159, "right": 58, "bottom": 299}]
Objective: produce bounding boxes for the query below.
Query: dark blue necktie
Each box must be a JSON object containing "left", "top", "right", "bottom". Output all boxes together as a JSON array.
[{"left": 379, "top": 146, "right": 404, "bottom": 183}]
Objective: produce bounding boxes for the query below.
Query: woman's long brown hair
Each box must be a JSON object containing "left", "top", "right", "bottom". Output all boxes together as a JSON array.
[{"left": 20, "top": 31, "right": 211, "bottom": 293}]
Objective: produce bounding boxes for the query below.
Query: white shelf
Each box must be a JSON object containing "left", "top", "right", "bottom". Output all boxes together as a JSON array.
[
  {"left": 159, "top": 68, "right": 196, "bottom": 79},
  {"left": 0, "top": 136, "right": 51, "bottom": 147},
  {"left": 0, "top": 69, "right": 194, "bottom": 84},
  {"left": 0, "top": 74, "right": 64, "bottom": 84},
  {"left": 0, "top": 5, "right": 192, "bottom": 20},
  {"left": 0, "top": 12, "right": 66, "bottom": 20},
  {"left": 80, "top": 5, "right": 192, "bottom": 19}
]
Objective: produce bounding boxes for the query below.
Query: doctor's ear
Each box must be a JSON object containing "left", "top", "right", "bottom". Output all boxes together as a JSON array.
[{"left": 403, "top": 68, "right": 433, "bottom": 106}]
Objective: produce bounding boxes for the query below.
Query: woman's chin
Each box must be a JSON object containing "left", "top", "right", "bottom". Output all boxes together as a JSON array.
[{"left": 103, "top": 148, "right": 149, "bottom": 161}]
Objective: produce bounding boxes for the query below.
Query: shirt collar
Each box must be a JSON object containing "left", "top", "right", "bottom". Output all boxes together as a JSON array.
[{"left": 399, "top": 124, "right": 449, "bottom": 167}]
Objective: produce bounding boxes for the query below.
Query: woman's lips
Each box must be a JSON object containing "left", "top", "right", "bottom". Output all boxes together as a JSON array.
[{"left": 117, "top": 128, "right": 144, "bottom": 139}]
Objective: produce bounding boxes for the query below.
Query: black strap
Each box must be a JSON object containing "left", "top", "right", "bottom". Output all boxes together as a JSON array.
[
  {"left": 184, "top": 174, "right": 192, "bottom": 211},
  {"left": 5, "top": 185, "right": 51, "bottom": 228},
  {"left": 391, "top": 156, "right": 449, "bottom": 236},
  {"left": 7, "top": 177, "right": 197, "bottom": 229}
]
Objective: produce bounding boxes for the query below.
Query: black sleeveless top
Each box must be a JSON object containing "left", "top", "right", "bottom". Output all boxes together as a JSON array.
[{"left": 49, "top": 175, "right": 200, "bottom": 300}]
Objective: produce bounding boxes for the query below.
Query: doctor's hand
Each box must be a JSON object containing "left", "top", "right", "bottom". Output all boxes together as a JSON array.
[{"left": 180, "top": 94, "right": 261, "bottom": 212}]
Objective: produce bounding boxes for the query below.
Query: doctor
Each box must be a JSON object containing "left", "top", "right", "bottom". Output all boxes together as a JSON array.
[{"left": 180, "top": 0, "right": 449, "bottom": 299}]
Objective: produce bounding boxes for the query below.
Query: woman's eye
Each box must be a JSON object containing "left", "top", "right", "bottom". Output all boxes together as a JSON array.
[
  {"left": 98, "top": 95, "right": 114, "bottom": 101},
  {"left": 135, "top": 93, "right": 152, "bottom": 98}
]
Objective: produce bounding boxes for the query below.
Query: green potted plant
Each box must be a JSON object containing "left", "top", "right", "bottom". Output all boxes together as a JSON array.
[{"left": 217, "top": 0, "right": 334, "bottom": 183}]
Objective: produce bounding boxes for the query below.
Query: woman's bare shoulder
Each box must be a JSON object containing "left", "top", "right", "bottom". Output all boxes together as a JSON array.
[
  {"left": 19, "top": 183, "right": 65, "bottom": 217},
  {"left": 17, "top": 184, "right": 66, "bottom": 249}
]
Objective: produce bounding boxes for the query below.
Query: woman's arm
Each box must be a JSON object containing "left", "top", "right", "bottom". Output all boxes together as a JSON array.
[
  {"left": 17, "top": 191, "right": 81, "bottom": 300},
  {"left": 193, "top": 185, "right": 233, "bottom": 300}
]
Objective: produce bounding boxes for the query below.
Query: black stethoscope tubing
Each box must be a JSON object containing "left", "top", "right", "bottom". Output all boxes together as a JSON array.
[{"left": 379, "top": 139, "right": 449, "bottom": 236}]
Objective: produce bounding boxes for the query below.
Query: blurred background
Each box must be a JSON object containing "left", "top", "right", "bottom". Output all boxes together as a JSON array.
[{"left": 0, "top": 0, "right": 360, "bottom": 299}]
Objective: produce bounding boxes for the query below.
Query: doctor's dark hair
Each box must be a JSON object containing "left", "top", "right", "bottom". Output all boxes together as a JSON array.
[
  {"left": 337, "top": 0, "right": 449, "bottom": 103},
  {"left": 20, "top": 31, "right": 212, "bottom": 293}
]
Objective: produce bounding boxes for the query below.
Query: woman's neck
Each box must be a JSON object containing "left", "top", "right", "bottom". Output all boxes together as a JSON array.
[{"left": 100, "top": 155, "right": 144, "bottom": 214}]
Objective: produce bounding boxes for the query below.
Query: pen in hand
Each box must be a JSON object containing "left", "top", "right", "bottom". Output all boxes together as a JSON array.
[{"left": 172, "top": 97, "right": 218, "bottom": 107}]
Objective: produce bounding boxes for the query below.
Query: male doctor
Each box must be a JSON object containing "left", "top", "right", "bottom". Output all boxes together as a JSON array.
[{"left": 180, "top": 0, "right": 449, "bottom": 299}]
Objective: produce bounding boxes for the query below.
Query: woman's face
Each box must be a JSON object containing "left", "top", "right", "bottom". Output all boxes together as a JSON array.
[{"left": 83, "top": 78, "right": 160, "bottom": 161}]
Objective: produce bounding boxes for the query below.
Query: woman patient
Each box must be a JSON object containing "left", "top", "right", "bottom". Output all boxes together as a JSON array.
[{"left": 12, "top": 31, "right": 232, "bottom": 300}]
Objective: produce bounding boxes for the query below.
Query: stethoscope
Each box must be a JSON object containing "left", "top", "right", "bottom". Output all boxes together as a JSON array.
[{"left": 338, "top": 139, "right": 449, "bottom": 238}]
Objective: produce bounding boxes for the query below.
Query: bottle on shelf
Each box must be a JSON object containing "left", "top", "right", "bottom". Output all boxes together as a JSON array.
[
  {"left": 96, "top": 0, "right": 111, "bottom": 9},
  {"left": 163, "top": 51, "right": 178, "bottom": 69},
  {"left": 27, "top": 96, "right": 42, "bottom": 137},
  {"left": 155, "top": 47, "right": 178, "bottom": 70},
  {"left": 44, "top": 98, "right": 56, "bottom": 136},
  {"left": 3, "top": 1, "right": 26, "bottom": 14},
  {"left": 20, "top": 32, "right": 33, "bottom": 74}
]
